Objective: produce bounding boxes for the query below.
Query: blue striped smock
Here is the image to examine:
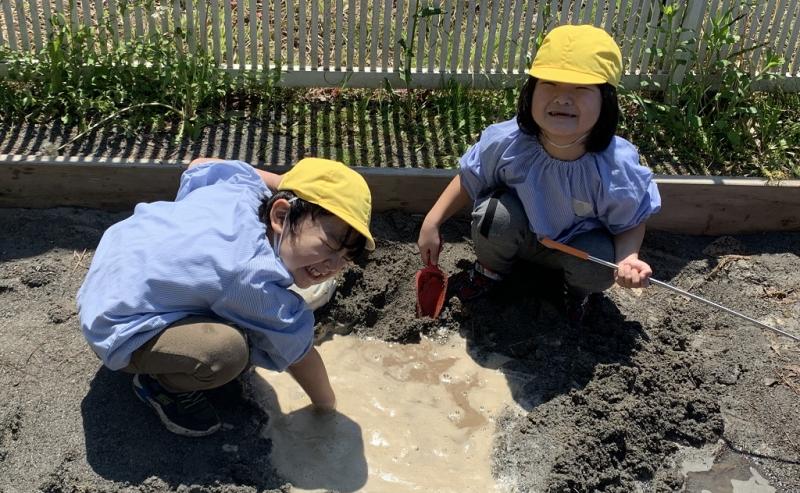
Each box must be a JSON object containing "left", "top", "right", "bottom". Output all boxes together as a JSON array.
[
  {"left": 459, "top": 118, "right": 661, "bottom": 243},
  {"left": 77, "top": 161, "right": 313, "bottom": 372}
]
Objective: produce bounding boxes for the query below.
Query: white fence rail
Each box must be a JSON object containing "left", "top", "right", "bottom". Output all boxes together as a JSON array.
[{"left": 1, "top": 0, "right": 799, "bottom": 90}]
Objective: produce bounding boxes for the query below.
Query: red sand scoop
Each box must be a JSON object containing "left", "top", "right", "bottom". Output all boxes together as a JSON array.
[{"left": 415, "top": 263, "right": 448, "bottom": 319}]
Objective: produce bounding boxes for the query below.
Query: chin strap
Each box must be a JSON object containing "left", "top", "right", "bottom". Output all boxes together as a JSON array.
[
  {"left": 540, "top": 131, "right": 590, "bottom": 149},
  {"left": 272, "top": 197, "right": 298, "bottom": 258},
  {"left": 272, "top": 222, "right": 285, "bottom": 258}
]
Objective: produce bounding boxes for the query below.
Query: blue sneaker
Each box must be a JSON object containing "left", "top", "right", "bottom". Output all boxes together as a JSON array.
[{"left": 132, "top": 374, "right": 221, "bottom": 437}]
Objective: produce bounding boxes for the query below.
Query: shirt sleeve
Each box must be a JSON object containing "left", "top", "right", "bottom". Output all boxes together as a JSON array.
[
  {"left": 459, "top": 142, "right": 487, "bottom": 201},
  {"left": 596, "top": 138, "right": 662, "bottom": 234},
  {"left": 210, "top": 264, "right": 314, "bottom": 372},
  {"left": 459, "top": 120, "right": 519, "bottom": 200},
  {"left": 176, "top": 160, "right": 266, "bottom": 201}
]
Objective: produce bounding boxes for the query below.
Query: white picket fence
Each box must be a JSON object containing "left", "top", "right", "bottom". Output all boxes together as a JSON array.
[{"left": 1, "top": 0, "right": 799, "bottom": 90}]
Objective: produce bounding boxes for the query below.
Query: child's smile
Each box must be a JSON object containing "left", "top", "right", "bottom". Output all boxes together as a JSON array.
[
  {"left": 278, "top": 214, "right": 355, "bottom": 289},
  {"left": 532, "top": 81, "right": 602, "bottom": 146},
  {"left": 305, "top": 265, "right": 326, "bottom": 279},
  {"left": 301, "top": 260, "right": 338, "bottom": 285}
]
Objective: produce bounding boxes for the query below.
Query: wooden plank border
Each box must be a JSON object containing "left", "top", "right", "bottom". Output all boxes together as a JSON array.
[{"left": 1, "top": 155, "right": 799, "bottom": 235}]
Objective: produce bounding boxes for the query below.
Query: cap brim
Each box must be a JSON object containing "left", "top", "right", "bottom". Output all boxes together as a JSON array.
[
  {"left": 345, "top": 217, "right": 376, "bottom": 251},
  {"left": 314, "top": 202, "right": 376, "bottom": 251},
  {"left": 528, "top": 66, "right": 609, "bottom": 85}
]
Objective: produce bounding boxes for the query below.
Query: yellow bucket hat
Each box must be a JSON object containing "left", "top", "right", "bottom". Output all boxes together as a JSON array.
[
  {"left": 278, "top": 158, "right": 375, "bottom": 251},
  {"left": 528, "top": 24, "right": 622, "bottom": 87}
]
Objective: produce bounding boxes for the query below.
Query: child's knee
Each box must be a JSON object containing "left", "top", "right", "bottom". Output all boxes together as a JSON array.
[
  {"left": 192, "top": 326, "right": 249, "bottom": 386},
  {"left": 213, "top": 330, "right": 249, "bottom": 370},
  {"left": 566, "top": 229, "right": 615, "bottom": 291},
  {"left": 566, "top": 261, "right": 616, "bottom": 294},
  {"left": 471, "top": 191, "right": 528, "bottom": 243}
]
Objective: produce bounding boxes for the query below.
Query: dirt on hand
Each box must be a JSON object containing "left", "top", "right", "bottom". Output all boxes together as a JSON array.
[{"left": 1, "top": 208, "right": 799, "bottom": 492}]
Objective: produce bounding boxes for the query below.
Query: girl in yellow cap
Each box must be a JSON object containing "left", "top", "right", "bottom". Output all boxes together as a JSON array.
[
  {"left": 78, "top": 157, "right": 374, "bottom": 436},
  {"left": 418, "top": 24, "right": 661, "bottom": 325}
]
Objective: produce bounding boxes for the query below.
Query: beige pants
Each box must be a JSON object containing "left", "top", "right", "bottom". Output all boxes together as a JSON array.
[{"left": 122, "top": 316, "right": 249, "bottom": 393}]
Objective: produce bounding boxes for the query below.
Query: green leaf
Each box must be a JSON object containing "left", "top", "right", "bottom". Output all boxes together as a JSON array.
[{"left": 418, "top": 7, "right": 443, "bottom": 17}]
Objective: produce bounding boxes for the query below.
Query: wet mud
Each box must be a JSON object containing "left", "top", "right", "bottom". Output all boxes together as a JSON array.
[{"left": 1, "top": 208, "right": 799, "bottom": 492}]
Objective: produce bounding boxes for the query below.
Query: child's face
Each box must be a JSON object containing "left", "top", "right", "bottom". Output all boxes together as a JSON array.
[
  {"left": 531, "top": 81, "right": 602, "bottom": 143},
  {"left": 278, "top": 213, "right": 354, "bottom": 289}
]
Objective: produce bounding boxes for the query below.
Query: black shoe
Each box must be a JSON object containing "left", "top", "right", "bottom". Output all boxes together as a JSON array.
[
  {"left": 132, "top": 374, "right": 221, "bottom": 437},
  {"left": 448, "top": 263, "right": 500, "bottom": 301},
  {"left": 565, "top": 293, "right": 589, "bottom": 327}
]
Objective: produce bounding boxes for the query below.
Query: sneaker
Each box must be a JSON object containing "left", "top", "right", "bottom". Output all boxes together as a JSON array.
[
  {"left": 132, "top": 374, "right": 221, "bottom": 437},
  {"left": 448, "top": 262, "right": 501, "bottom": 301}
]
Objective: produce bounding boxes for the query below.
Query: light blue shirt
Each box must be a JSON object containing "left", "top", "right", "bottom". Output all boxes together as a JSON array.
[
  {"left": 459, "top": 118, "right": 661, "bottom": 243},
  {"left": 77, "top": 161, "right": 313, "bottom": 372}
]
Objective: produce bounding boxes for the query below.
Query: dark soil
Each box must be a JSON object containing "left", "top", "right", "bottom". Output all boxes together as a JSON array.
[{"left": 1, "top": 206, "right": 799, "bottom": 492}]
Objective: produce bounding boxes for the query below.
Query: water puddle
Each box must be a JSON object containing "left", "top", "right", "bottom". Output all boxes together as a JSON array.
[
  {"left": 250, "top": 333, "right": 525, "bottom": 493},
  {"left": 683, "top": 452, "right": 775, "bottom": 493}
]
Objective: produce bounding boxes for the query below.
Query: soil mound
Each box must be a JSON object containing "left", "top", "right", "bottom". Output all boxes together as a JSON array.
[{"left": 1, "top": 208, "right": 798, "bottom": 492}]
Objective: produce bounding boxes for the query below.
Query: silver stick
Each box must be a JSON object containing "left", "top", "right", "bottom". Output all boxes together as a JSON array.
[{"left": 541, "top": 238, "right": 800, "bottom": 343}]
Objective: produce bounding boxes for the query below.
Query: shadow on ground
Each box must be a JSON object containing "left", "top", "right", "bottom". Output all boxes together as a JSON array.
[
  {"left": 455, "top": 261, "right": 644, "bottom": 410},
  {"left": 322, "top": 213, "right": 735, "bottom": 491},
  {"left": 80, "top": 368, "right": 279, "bottom": 489},
  {"left": 249, "top": 377, "right": 368, "bottom": 493},
  {"left": 0, "top": 96, "right": 492, "bottom": 168}
]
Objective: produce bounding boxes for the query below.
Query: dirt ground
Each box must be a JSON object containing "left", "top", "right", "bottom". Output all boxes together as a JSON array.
[{"left": 1, "top": 205, "right": 799, "bottom": 492}]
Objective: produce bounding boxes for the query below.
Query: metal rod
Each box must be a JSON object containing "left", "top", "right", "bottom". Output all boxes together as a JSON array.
[{"left": 541, "top": 238, "right": 800, "bottom": 343}]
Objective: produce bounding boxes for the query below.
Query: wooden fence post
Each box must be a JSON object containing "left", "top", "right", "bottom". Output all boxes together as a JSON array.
[{"left": 670, "top": 0, "right": 706, "bottom": 87}]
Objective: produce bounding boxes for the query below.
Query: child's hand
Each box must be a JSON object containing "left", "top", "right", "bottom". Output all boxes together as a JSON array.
[
  {"left": 418, "top": 219, "right": 442, "bottom": 265},
  {"left": 615, "top": 255, "right": 652, "bottom": 289},
  {"left": 288, "top": 348, "right": 337, "bottom": 413}
]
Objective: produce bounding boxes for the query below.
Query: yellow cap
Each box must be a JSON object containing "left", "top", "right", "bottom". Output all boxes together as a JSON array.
[
  {"left": 278, "top": 158, "right": 375, "bottom": 251},
  {"left": 528, "top": 24, "right": 622, "bottom": 87}
]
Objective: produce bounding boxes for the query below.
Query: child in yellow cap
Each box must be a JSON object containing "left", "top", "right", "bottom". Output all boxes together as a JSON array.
[
  {"left": 418, "top": 24, "right": 661, "bottom": 325},
  {"left": 78, "top": 157, "right": 374, "bottom": 436}
]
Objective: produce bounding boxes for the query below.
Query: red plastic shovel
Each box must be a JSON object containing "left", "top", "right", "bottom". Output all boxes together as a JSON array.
[{"left": 415, "top": 263, "right": 448, "bottom": 319}]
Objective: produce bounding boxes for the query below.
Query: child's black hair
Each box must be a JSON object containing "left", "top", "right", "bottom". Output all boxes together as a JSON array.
[
  {"left": 258, "top": 191, "right": 368, "bottom": 261},
  {"left": 516, "top": 76, "right": 619, "bottom": 153}
]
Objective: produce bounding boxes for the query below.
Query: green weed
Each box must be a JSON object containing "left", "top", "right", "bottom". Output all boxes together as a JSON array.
[
  {"left": 0, "top": 1, "right": 235, "bottom": 139},
  {"left": 620, "top": 0, "right": 792, "bottom": 178},
  {"left": 1, "top": 0, "right": 798, "bottom": 178}
]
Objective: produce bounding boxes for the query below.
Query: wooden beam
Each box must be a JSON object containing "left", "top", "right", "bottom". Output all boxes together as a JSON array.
[
  {"left": 0, "top": 156, "right": 186, "bottom": 211},
  {"left": 647, "top": 176, "right": 800, "bottom": 235},
  {"left": 1, "top": 155, "right": 799, "bottom": 235}
]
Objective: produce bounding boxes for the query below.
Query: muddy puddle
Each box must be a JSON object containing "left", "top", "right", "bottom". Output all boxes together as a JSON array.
[
  {"left": 682, "top": 450, "right": 776, "bottom": 493},
  {"left": 1, "top": 208, "right": 799, "bottom": 492},
  {"left": 251, "top": 333, "right": 527, "bottom": 493}
]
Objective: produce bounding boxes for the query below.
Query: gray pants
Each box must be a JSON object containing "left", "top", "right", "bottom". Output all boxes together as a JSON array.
[
  {"left": 122, "top": 316, "right": 250, "bottom": 393},
  {"left": 471, "top": 191, "right": 615, "bottom": 297}
]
